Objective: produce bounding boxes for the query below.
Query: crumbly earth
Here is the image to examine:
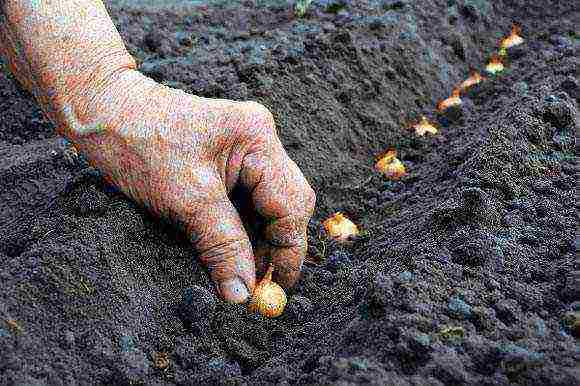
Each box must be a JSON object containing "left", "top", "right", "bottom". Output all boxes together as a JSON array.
[{"left": 0, "top": 0, "right": 578, "bottom": 385}]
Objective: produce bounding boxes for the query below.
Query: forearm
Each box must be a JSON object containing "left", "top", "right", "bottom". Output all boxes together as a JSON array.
[{"left": 0, "top": 0, "right": 138, "bottom": 140}]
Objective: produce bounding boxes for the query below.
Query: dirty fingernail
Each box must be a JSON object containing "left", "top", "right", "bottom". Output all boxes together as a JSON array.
[{"left": 219, "top": 278, "right": 250, "bottom": 303}]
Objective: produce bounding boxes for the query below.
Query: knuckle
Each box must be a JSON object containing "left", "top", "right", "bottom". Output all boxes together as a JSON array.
[
  {"left": 244, "top": 101, "right": 275, "bottom": 130},
  {"left": 301, "top": 181, "right": 317, "bottom": 215},
  {"left": 300, "top": 176, "right": 316, "bottom": 214},
  {"left": 306, "top": 184, "right": 317, "bottom": 205}
]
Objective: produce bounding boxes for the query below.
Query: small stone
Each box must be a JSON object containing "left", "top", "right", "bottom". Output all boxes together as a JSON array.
[
  {"left": 532, "top": 318, "right": 546, "bottom": 337},
  {"left": 349, "top": 357, "right": 371, "bottom": 371},
  {"left": 119, "top": 335, "right": 136, "bottom": 353},
  {"left": 447, "top": 297, "right": 472, "bottom": 320},
  {"left": 414, "top": 333, "right": 431, "bottom": 348},
  {"left": 511, "top": 81, "right": 529, "bottom": 95},
  {"left": 438, "top": 326, "right": 465, "bottom": 345},
  {"left": 503, "top": 213, "right": 524, "bottom": 227},
  {"left": 550, "top": 35, "right": 572, "bottom": 50},
  {"left": 396, "top": 271, "right": 415, "bottom": 284},
  {"left": 206, "top": 358, "right": 242, "bottom": 378}
]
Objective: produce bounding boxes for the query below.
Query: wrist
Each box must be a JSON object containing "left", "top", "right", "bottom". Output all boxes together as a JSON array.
[
  {"left": 64, "top": 68, "right": 184, "bottom": 167},
  {"left": 58, "top": 68, "right": 157, "bottom": 142}
]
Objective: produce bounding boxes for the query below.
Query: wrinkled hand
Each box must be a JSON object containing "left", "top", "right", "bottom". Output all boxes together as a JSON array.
[
  {"left": 0, "top": 1, "right": 315, "bottom": 303},
  {"left": 73, "top": 70, "right": 316, "bottom": 303}
]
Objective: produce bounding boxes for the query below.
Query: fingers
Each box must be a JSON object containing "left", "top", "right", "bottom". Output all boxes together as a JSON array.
[
  {"left": 174, "top": 168, "right": 256, "bottom": 304},
  {"left": 239, "top": 107, "right": 316, "bottom": 288}
]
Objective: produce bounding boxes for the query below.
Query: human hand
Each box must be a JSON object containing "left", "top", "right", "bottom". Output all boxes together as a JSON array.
[{"left": 72, "top": 69, "right": 316, "bottom": 303}]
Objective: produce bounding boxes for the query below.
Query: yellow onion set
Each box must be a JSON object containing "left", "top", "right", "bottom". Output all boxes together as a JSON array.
[
  {"left": 248, "top": 264, "right": 287, "bottom": 318},
  {"left": 500, "top": 24, "right": 524, "bottom": 50},
  {"left": 459, "top": 70, "right": 484, "bottom": 93},
  {"left": 375, "top": 149, "right": 407, "bottom": 180},
  {"left": 437, "top": 87, "right": 462, "bottom": 112},
  {"left": 323, "top": 212, "right": 360, "bottom": 242},
  {"left": 413, "top": 116, "right": 438, "bottom": 137}
]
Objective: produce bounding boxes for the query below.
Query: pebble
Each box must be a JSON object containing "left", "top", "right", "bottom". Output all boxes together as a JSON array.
[
  {"left": 552, "top": 133, "right": 574, "bottom": 150},
  {"left": 413, "top": 333, "right": 431, "bottom": 348},
  {"left": 533, "top": 318, "right": 546, "bottom": 337},
  {"left": 447, "top": 297, "right": 472, "bottom": 319},
  {"left": 434, "top": 254, "right": 451, "bottom": 264},
  {"left": 549, "top": 35, "right": 572, "bottom": 50},
  {"left": 119, "top": 335, "right": 136, "bottom": 353},
  {"left": 396, "top": 271, "right": 415, "bottom": 284},
  {"left": 207, "top": 358, "right": 242, "bottom": 378},
  {"left": 511, "top": 81, "right": 529, "bottom": 95}
]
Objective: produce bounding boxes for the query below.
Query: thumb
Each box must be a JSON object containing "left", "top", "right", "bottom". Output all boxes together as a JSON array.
[{"left": 183, "top": 180, "right": 256, "bottom": 304}]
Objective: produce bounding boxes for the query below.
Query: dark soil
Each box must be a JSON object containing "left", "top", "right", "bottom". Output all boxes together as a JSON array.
[{"left": 1, "top": 0, "right": 578, "bottom": 385}]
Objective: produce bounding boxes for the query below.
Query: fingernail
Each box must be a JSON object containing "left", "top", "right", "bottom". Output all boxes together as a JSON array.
[{"left": 219, "top": 278, "right": 250, "bottom": 304}]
